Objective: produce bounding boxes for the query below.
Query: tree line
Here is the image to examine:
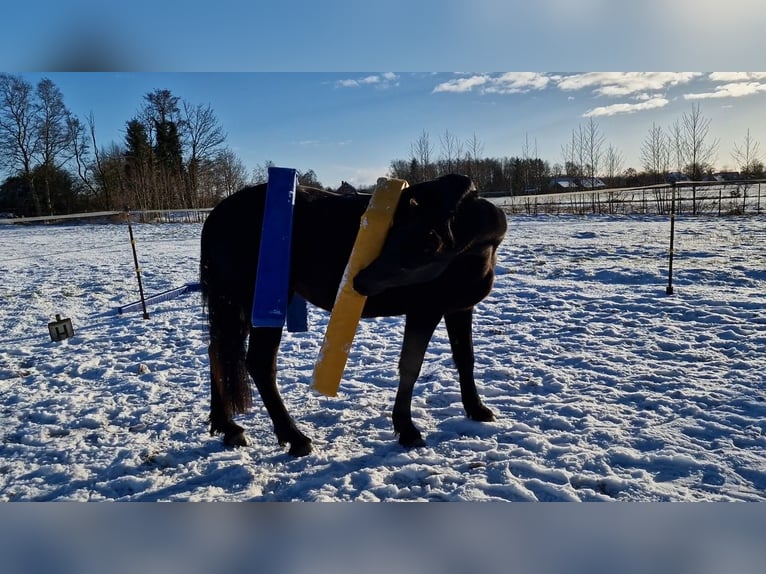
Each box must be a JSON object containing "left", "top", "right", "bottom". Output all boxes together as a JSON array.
[
  {"left": 0, "top": 75, "right": 346, "bottom": 217},
  {"left": 0, "top": 74, "right": 252, "bottom": 216},
  {"left": 390, "top": 107, "right": 764, "bottom": 196},
  {"left": 1, "top": 74, "right": 764, "bottom": 217}
]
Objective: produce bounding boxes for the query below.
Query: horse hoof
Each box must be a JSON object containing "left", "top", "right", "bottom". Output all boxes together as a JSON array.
[
  {"left": 398, "top": 431, "right": 426, "bottom": 449},
  {"left": 467, "top": 404, "right": 495, "bottom": 422},
  {"left": 288, "top": 438, "right": 313, "bottom": 457},
  {"left": 224, "top": 430, "right": 248, "bottom": 447}
]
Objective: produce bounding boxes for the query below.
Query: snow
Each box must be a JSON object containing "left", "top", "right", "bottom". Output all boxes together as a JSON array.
[{"left": 1, "top": 213, "right": 765, "bottom": 501}]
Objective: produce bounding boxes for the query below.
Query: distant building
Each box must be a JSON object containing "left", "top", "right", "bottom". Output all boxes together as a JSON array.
[
  {"left": 579, "top": 177, "right": 606, "bottom": 190},
  {"left": 666, "top": 172, "right": 690, "bottom": 184},
  {"left": 710, "top": 171, "right": 740, "bottom": 182},
  {"left": 549, "top": 177, "right": 578, "bottom": 191},
  {"left": 336, "top": 181, "right": 357, "bottom": 194},
  {"left": 549, "top": 176, "right": 606, "bottom": 191}
]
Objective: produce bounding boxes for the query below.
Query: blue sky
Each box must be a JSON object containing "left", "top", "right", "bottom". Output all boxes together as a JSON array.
[
  {"left": 3, "top": 1, "right": 765, "bottom": 71},
  {"left": 14, "top": 72, "right": 766, "bottom": 188}
]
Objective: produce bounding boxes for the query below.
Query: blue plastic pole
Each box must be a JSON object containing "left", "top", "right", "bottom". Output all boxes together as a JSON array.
[{"left": 251, "top": 167, "right": 298, "bottom": 328}]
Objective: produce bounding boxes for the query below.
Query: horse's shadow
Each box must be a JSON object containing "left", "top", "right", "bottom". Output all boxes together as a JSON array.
[{"left": 125, "top": 437, "right": 407, "bottom": 502}]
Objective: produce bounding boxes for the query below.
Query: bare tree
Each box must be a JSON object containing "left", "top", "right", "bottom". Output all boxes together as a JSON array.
[
  {"left": 35, "top": 78, "right": 78, "bottom": 213},
  {"left": 640, "top": 122, "right": 667, "bottom": 183},
  {"left": 71, "top": 111, "right": 120, "bottom": 210},
  {"left": 521, "top": 132, "right": 537, "bottom": 190},
  {"left": 182, "top": 101, "right": 227, "bottom": 207},
  {"left": 603, "top": 144, "right": 624, "bottom": 185},
  {"left": 576, "top": 125, "right": 587, "bottom": 177},
  {"left": 732, "top": 128, "right": 761, "bottom": 177},
  {"left": 679, "top": 102, "right": 719, "bottom": 214},
  {"left": 680, "top": 102, "right": 719, "bottom": 181},
  {"left": 69, "top": 114, "right": 95, "bottom": 198},
  {"left": 464, "top": 131, "right": 484, "bottom": 185},
  {"left": 35, "top": 79, "right": 73, "bottom": 168},
  {"left": 0, "top": 73, "right": 41, "bottom": 213},
  {"left": 583, "top": 117, "right": 605, "bottom": 182},
  {"left": 562, "top": 128, "right": 585, "bottom": 177},
  {"left": 729, "top": 128, "right": 762, "bottom": 212},
  {"left": 439, "top": 129, "right": 461, "bottom": 175},
  {"left": 85, "top": 112, "right": 112, "bottom": 208},
  {"left": 561, "top": 134, "right": 576, "bottom": 177},
  {"left": 668, "top": 120, "right": 684, "bottom": 173},
  {"left": 252, "top": 160, "right": 275, "bottom": 185},
  {"left": 410, "top": 129, "right": 434, "bottom": 182},
  {"left": 210, "top": 147, "right": 248, "bottom": 203}
]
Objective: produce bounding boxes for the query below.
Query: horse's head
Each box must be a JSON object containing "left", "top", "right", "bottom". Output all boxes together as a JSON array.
[{"left": 354, "top": 174, "right": 501, "bottom": 297}]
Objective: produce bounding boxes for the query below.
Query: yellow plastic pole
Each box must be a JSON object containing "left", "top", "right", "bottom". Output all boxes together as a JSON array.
[{"left": 312, "top": 177, "right": 409, "bottom": 396}]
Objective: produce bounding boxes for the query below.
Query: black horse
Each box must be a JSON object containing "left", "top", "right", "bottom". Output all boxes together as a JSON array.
[{"left": 200, "top": 174, "right": 507, "bottom": 456}]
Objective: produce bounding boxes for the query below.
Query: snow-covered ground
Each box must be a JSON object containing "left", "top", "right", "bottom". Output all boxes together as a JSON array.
[{"left": 1, "top": 213, "right": 764, "bottom": 501}]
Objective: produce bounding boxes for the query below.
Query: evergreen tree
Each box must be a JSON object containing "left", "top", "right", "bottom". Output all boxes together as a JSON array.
[{"left": 124, "top": 118, "right": 154, "bottom": 209}]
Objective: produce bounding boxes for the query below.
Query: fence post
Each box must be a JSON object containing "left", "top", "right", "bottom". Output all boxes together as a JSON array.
[
  {"left": 666, "top": 183, "right": 676, "bottom": 296},
  {"left": 718, "top": 187, "right": 722, "bottom": 216},
  {"left": 126, "top": 208, "right": 149, "bottom": 319}
]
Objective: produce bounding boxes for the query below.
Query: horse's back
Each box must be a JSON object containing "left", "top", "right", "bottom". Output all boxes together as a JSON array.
[{"left": 200, "top": 184, "right": 368, "bottom": 312}]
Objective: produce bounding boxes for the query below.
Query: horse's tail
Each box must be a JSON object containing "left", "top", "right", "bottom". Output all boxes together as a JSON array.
[{"left": 201, "top": 258, "right": 252, "bottom": 434}]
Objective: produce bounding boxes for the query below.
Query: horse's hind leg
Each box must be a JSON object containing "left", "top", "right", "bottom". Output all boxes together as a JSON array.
[
  {"left": 246, "top": 327, "right": 313, "bottom": 457},
  {"left": 209, "top": 339, "right": 248, "bottom": 447},
  {"left": 394, "top": 310, "right": 443, "bottom": 448},
  {"left": 444, "top": 308, "right": 494, "bottom": 422},
  {"left": 207, "top": 294, "right": 251, "bottom": 447}
]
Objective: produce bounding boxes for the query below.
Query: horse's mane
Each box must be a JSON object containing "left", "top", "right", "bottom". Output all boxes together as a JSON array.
[{"left": 297, "top": 185, "right": 371, "bottom": 204}]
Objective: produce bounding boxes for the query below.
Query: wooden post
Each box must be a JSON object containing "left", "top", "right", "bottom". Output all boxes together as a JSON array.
[
  {"left": 666, "top": 183, "right": 676, "bottom": 296},
  {"left": 126, "top": 208, "right": 149, "bottom": 319}
]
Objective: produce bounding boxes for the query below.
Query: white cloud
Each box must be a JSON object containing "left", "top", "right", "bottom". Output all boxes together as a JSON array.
[
  {"left": 432, "top": 72, "right": 703, "bottom": 102},
  {"left": 583, "top": 97, "right": 669, "bottom": 117},
  {"left": 430, "top": 71, "right": 766, "bottom": 119},
  {"left": 709, "top": 72, "right": 766, "bottom": 82},
  {"left": 298, "top": 139, "right": 354, "bottom": 147},
  {"left": 335, "top": 73, "right": 399, "bottom": 88},
  {"left": 432, "top": 74, "right": 490, "bottom": 93},
  {"left": 485, "top": 72, "right": 552, "bottom": 94},
  {"left": 684, "top": 82, "right": 766, "bottom": 100},
  {"left": 433, "top": 72, "right": 551, "bottom": 94},
  {"left": 557, "top": 72, "right": 701, "bottom": 96}
]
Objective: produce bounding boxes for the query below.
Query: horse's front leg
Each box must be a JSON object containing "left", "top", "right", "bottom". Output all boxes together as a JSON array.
[
  {"left": 246, "top": 326, "right": 312, "bottom": 457},
  {"left": 394, "top": 311, "right": 443, "bottom": 448},
  {"left": 444, "top": 308, "right": 495, "bottom": 422}
]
